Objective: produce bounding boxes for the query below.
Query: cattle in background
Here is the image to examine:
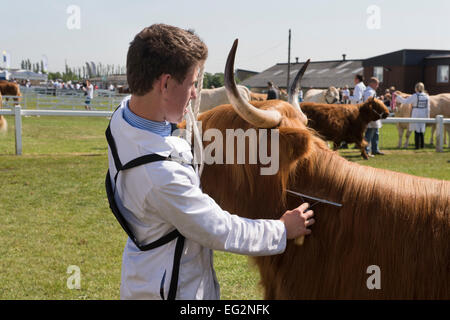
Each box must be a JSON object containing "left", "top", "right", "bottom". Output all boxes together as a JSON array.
[
  {"left": 250, "top": 92, "right": 267, "bottom": 101},
  {"left": 0, "top": 80, "right": 21, "bottom": 105},
  {"left": 394, "top": 100, "right": 413, "bottom": 148},
  {"left": 196, "top": 39, "right": 449, "bottom": 299},
  {"left": 197, "top": 85, "right": 251, "bottom": 113},
  {"left": 304, "top": 86, "right": 340, "bottom": 104},
  {"left": 117, "top": 86, "right": 131, "bottom": 94},
  {"left": 394, "top": 91, "right": 450, "bottom": 148},
  {"left": 299, "top": 99, "right": 389, "bottom": 159}
]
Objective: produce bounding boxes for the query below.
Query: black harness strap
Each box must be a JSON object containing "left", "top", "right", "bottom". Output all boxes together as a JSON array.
[{"left": 105, "top": 116, "right": 185, "bottom": 300}]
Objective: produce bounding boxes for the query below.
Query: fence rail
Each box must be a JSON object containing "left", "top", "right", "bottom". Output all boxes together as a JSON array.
[
  {"left": 0, "top": 92, "right": 129, "bottom": 111},
  {"left": 0, "top": 105, "right": 449, "bottom": 155}
]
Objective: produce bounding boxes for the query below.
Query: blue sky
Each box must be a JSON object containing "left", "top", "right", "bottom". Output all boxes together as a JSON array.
[{"left": 1, "top": 0, "right": 449, "bottom": 73}]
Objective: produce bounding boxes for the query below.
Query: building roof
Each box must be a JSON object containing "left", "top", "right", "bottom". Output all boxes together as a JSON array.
[
  {"left": 0, "top": 69, "right": 48, "bottom": 81},
  {"left": 363, "top": 49, "right": 450, "bottom": 66},
  {"left": 425, "top": 54, "right": 450, "bottom": 59},
  {"left": 241, "top": 59, "right": 363, "bottom": 89},
  {"left": 235, "top": 69, "right": 259, "bottom": 82}
]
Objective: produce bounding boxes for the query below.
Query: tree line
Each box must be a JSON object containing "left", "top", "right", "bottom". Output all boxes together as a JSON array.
[{"left": 17, "top": 58, "right": 235, "bottom": 88}]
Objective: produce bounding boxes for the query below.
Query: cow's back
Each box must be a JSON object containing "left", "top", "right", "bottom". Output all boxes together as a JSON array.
[
  {"left": 304, "top": 89, "right": 325, "bottom": 103},
  {"left": 0, "top": 81, "right": 21, "bottom": 96},
  {"left": 301, "top": 102, "right": 356, "bottom": 142},
  {"left": 199, "top": 85, "right": 250, "bottom": 112},
  {"left": 430, "top": 93, "right": 450, "bottom": 118}
]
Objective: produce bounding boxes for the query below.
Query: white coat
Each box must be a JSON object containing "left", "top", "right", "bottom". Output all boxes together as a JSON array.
[
  {"left": 107, "top": 97, "right": 287, "bottom": 300},
  {"left": 349, "top": 81, "right": 366, "bottom": 104},
  {"left": 363, "top": 86, "right": 382, "bottom": 129},
  {"left": 395, "top": 93, "right": 430, "bottom": 133}
]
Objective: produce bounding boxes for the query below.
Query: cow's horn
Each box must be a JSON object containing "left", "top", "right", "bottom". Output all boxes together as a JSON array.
[
  {"left": 288, "top": 59, "right": 310, "bottom": 124},
  {"left": 224, "top": 39, "right": 282, "bottom": 128}
]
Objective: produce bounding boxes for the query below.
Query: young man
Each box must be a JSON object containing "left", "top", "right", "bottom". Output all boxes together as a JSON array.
[
  {"left": 107, "top": 24, "right": 315, "bottom": 300},
  {"left": 363, "top": 77, "right": 384, "bottom": 156}
]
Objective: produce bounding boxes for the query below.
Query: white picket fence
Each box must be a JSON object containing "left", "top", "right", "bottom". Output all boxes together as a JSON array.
[{"left": 0, "top": 105, "right": 449, "bottom": 155}]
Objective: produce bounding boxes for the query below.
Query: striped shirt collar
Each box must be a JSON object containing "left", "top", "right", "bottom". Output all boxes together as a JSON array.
[{"left": 122, "top": 99, "right": 172, "bottom": 137}]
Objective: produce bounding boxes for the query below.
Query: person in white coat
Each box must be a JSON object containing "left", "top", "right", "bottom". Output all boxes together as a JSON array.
[
  {"left": 106, "top": 24, "right": 316, "bottom": 300},
  {"left": 394, "top": 82, "right": 430, "bottom": 149},
  {"left": 363, "top": 77, "right": 384, "bottom": 156},
  {"left": 347, "top": 74, "right": 366, "bottom": 104}
]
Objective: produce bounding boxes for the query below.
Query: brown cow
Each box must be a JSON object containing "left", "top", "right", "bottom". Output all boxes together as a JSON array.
[
  {"left": 117, "top": 86, "right": 130, "bottom": 94},
  {"left": 0, "top": 80, "right": 21, "bottom": 95},
  {"left": 250, "top": 92, "right": 267, "bottom": 101},
  {"left": 197, "top": 40, "right": 449, "bottom": 299},
  {"left": 299, "top": 100, "right": 389, "bottom": 159},
  {"left": 0, "top": 80, "right": 21, "bottom": 105}
]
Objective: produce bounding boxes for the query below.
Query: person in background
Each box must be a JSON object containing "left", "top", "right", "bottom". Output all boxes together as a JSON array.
[
  {"left": 394, "top": 82, "right": 430, "bottom": 149},
  {"left": 346, "top": 74, "right": 366, "bottom": 104},
  {"left": 83, "top": 80, "right": 94, "bottom": 110},
  {"left": 341, "top": 80, "right": 365, "bottom": 150},
  {"left": 383, "top": 89, "right": 392, "bottom": 111},
  {"left": 266, "top": 81, "right": 279, "bottom": 100},
  {"left": 341, "top": 85, "right": 350, "bottom": 104},
  {"left": 389, "top": 86, "right": 396, "bottom": 95},
  {"left": 363, "top": 77, "right": 384, "bottom": 156},
  {"left": 384, "top": 93, "right": 392, "bottom": 109}
]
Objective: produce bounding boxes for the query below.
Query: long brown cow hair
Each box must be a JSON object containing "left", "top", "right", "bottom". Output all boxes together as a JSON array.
[
  {"left": 198, "top": 102, "right": 449, "bottom": 299},
  {"left": 193, "top": 40, "right": 449, "bottom": 299}
]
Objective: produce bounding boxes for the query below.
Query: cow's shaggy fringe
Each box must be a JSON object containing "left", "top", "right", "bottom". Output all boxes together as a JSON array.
[{"left": 199, "top": 102, "right": 449, "bottom": 299}]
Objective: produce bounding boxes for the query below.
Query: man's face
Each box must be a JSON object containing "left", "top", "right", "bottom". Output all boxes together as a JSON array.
[{"left": 163, "top": 64, "right": 200, "bottom": 123}]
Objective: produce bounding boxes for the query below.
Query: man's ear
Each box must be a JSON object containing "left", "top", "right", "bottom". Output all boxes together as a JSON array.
[{"left": 159, "top": 74, "right": 170, "bottom": 92}]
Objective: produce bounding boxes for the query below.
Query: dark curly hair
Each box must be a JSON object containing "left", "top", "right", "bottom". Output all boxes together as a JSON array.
[{"left": 126, "top": 24, "right": 208, "bottom": 96}]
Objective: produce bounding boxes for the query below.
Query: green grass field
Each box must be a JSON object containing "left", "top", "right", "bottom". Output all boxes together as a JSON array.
[{"left": 0, "top": 115, "right": 448, "bottom": 299}]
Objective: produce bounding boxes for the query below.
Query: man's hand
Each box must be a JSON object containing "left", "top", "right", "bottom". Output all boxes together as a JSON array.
[{"left": 280, "top": 203, "right": 315, "bottom": 239}]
